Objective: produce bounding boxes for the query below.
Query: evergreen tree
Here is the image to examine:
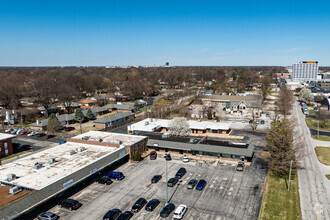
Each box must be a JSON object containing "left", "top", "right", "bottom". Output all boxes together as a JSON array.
[
  {"left": 75, "top": 108, "right": 85, "bottom": 134},
  {"left": 47, "top": 113, "right": 62, "bottom": 132},
  {"left": 266, "top": 119, "right": 295, "bottom": 176},
  {"left": 86, "top": 109, "right": 94, "bottom": 120}
]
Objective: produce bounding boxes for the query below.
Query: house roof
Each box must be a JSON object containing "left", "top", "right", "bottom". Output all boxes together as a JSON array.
[
  {"left": 203, "top": 95, "right": 261, "bottom": 101},
  {"left": 147, "top": 139, "right": 254, "bottom": 157},
  {"left": 104, "top": 103, "right": 135, "bottom": 111},
  {"left": 229, "top": 99, "right": 262, "bottom": 109},
  {"left": 79, "top": 99, "right": 97, "bottom": 104},
  {"left": 94, "top": 112, "right": 134, "bottom": 124},
  {"left": 57, "top": 114, "right": 75, "bottom": 122}
]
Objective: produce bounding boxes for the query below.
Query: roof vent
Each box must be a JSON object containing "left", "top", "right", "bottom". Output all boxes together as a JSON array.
[
  {"left": 114, "top": 140, "right": 122, "bottom": 145},
  {"left": 76, "top": 147, "right": 86, "bottom": 152},
  {"left": 34, "top": 162, "right": 43, "bottom": 170},
  {"left": 82, "top": 136, "right": 90, "bottom": 141},
  {"left": 150, "top": 118, "right": 153, "bottom": 122},
  {"left": 7, "top": 173, "right": 16, "bottom": 181},
  {"left": 96, "top": 138, "right": 103, "bottom": 142},
  {"left": 48, "top": 158, "right": 56, "bottom": 165},
  {"left": 9, "top": 186, "right": 22, "bottom": 195},
  {"left": 69, "top": 150, "right": 77, "bottom": 155},
  {"left": 145, "top": 121, "right": 149, "bottom": 125}
]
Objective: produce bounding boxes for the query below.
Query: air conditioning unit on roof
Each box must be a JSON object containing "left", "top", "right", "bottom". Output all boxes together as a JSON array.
[
  {"left": 76, "top": 147, "right": 86, "bottom": 152},
  {"left": 7, "top": 173, "right": 16, "bottom": 181},
  {"left": 9, "top": 186, "right": 22, "bottom": 195}
]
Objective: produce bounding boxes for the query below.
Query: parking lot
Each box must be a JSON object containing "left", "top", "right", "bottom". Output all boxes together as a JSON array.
[{"left": 46, "top": 155, "right": 267, "bottom": 220}]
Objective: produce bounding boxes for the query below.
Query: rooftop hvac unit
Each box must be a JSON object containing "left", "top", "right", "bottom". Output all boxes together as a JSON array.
[
  {"left": 7, "top": 173, "right": 16, "bottom": 181},
  {"left": 96, "top": 138, "right": 103, "bottom": 142},
  {"left": 190, "top": 138, "right": 196, "bottom": 143},
  {"left": 76, "top": 147, "right": 86, "bottom": 152},
  {"left": 9, "top": 186, "right": 22, "bottom": 195},
  {"left": 69, "top": 150, "right": 77, "bottom": 155},
  {"left": 150, "top": 118, "right": 153, "bottom": 122},
  {"left": 34, "top": 162, "right": 43, "bottom": 170},
  {"left": 48, "top": 158, "right": 56, "bottom": 165},
  {"left": 82, "top": 136, "right": 90, "bottom": 141},
  {"left": 114, "top": 140, "right": 122, "bottom": 145},
  {"left": 145, "top": 121, "right": 149, "bottom": 125}
]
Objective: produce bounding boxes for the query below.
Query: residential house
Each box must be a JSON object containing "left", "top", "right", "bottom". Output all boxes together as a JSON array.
[
  {"left": 104, "top": 102, "right": 137, "bottom": 113},
  {"left": 93, "top": 112, "right": 135, "bottom": 130}
]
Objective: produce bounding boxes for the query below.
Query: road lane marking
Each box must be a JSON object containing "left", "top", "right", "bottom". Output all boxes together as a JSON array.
[{"left": 234, "top": 179, "right": 242, "bottom": 197}]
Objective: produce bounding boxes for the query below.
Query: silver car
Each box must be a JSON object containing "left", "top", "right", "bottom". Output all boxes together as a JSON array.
[
  {"left": 37, "top": 212, "right": 59, "bottom": 220},
  {"left": 187, "top": 179, "right": 197, "bottom": 189}
]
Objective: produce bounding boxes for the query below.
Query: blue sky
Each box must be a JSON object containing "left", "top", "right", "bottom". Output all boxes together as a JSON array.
[{"left": 0, "top": 0, "right": 329, "bottom": 66}]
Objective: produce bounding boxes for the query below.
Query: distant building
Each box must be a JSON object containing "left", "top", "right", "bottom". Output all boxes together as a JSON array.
[
  {"left": 0, "top": 133, "right": 16, "bottom": 157},
  {"left": 292, "top": 61, "right": 318, "bottom": 80}
]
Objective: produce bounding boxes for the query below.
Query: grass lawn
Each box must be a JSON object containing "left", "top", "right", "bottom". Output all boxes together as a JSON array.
[
  {"left": 259, "top": 171, "right": 301, "bottom": 220},
  {"left": 308, "top": 110, "right": 315, "bottom": 115},
  {"left": 305, "top": 118, "right": 330, "bottom": 132},
  {"left": 312, "top": 135, "right": 330, "bottom": 141},
  {"left": 1, "top": 151, "right": 30, "bottom": 161},
  {"left": 314, "top": 147, "right": 330, "bottom": 165}
]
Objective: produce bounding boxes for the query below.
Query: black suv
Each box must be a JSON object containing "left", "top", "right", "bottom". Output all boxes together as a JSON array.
[
  {"left": 151, "top": 175, "right": 162, "bottom": 183},
  {"left": 145, "top": 199, "right": 160, "bottom": 212},
  {"left": 175, "top": 168, "right": 186, "bottom": 179},
  {"left": 116, "top": 211, "right": 134, "bottom": 220},
  {"left": 160, "top": 203, "right": 175, "bottom": 218},
  {"left": 131, "top": 198, "right": 147, "bottom": 213},
  {"left": 96, "top": 176, "right": 113, "bottom": 185},
  {"left": 167, "top": 177, "right": 179, "bottom": 187},
  {"left": 165, "top": 154, "right": 172, "bottom": 161},
  {"left": 58, "top": 199, "right": 82, "bottom": 210},
  {"left": 103, "top": 209, "right": 122, "bottom": 220}
]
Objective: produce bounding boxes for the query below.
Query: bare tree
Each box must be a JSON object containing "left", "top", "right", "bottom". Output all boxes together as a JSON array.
[{"left": 276, "top": 85, "right": 294, "bottom": 118}]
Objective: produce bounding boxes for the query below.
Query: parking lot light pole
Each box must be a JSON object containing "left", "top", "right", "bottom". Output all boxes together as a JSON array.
[{"left": 166, "top": 158, "right": 168, "bottom": 204}]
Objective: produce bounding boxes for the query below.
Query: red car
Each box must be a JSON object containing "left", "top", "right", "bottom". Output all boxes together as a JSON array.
[
  {"left": 65, "top": 127, "right": 75, "bottom": 131},
  {"left": 19, "top": 131, "right": 28, "bottom": 135},
  {"left": 45, "top": 135, "right": 55, "bottom": 139}
]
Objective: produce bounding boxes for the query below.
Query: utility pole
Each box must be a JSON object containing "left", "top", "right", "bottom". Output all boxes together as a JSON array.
[
  {"left": 317, "top": 119, "right": 319, "bottom": 139},
  {"left": 288, "top": 159, "right": 293, "bottom": 191},
  {"left": 166, "top": 158, "right": 168, "bottom": 204}
]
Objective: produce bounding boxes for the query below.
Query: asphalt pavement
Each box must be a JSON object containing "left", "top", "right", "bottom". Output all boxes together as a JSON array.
[{"left": 293, "top": 100, "right": 330, "bottom": 220}]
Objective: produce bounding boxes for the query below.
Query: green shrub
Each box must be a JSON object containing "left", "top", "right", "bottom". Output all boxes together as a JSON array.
[{"left": 131, "top": 152, "right": 142, "bottom": 161}]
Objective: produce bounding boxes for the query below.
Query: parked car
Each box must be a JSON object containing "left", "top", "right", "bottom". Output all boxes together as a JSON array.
[
  {"left": 105, "top": 172, "right": 125, "bottom": 180},
  {"left": 182, "top": 155, "right": 189, "bottom": 163},
  {"left": 10, "top": 129, "right": 17, "bottom": 134},
  {"left": 160, "top": 203, "right": 175, "bottom": 218},
  {"left": 45, "top": 135, "right": 55, "bottom": 139},
  {"left": 19, "top": 131, "right": 28, "bottom": 135},
  {"left": 58, "top": 199, "right": 82, "bottom": 210},
  {"left": 167, "top": 177, "right": 179, "bottom": 187},
  {"left": 65, "top": 126, "right": 75, "bottom": 131},
  {"left": 116, "top": 211, "right": 134, "bottom": 220},
  {"left": 131, "top": 198, "right": 147, "bottom": 213},
  {"left": 187, "top": 179, "right": 198, "bottom": 189},
  {"left": 165, "top": 154, "right": 172, "bottom": 161},
  {"left": 173, "top": 204, "right": 187, "bottom": 219},
  {"left": 37, "top": 212, "right": 59, "bottom": 220},
  {"left": 151, "top": 175, "right": 162, "bottom": 183},
  {"left": 38, "top": 133, "right": 46, "bottom": 137},
  {"left": 196, "top": 179, "right": 207, "bottom": 190},
  {"left": 96, "top": 176, "right": 113, "bottom": 185},
  {"left": 17, "top": 144, "right": 31, "bottom": 151},
  {"left": 5, "top": 128, "right": 13, "bottom": 133},
  {"left": 236, "top": 162, "right": 245, "bottom": 171},
  {"left": 150, "top": 151, "right": 157, "bottom": 160},
  {"left": 16, "top": 129, "right": 23, "bottom": 135},
  {"left": 145, "top": 199, "right": 160, "bottom": 212},
  {"left": 175, "top": 168, "right": 186, "bottom": 179},
  {"left": 103, "top": 209, "right": 122, "bottom": 220}
]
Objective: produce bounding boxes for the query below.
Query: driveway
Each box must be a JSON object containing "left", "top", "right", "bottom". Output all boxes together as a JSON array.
[{"left": 293, "top": 100, "right": 330, "bottom": 220}]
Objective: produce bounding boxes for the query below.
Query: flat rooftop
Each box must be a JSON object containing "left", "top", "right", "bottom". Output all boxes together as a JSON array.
[
  {"left": 128, "top": 118, "right": 231, "bottom": 133},
  {"left": 72, "top": 131, "right": 148, "bottom": 146},
  {"left": 0, "top": 185, "right": 33, "bottom": 210},
  {"left": 0, "top": 142, "right": 117, "bottom": 190},
  {"left": 0, "top": 133, "right": 16, "bottom": 141}
]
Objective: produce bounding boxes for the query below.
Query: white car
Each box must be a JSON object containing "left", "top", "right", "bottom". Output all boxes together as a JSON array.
[
  {"left": 16, "top": 129, "right": 23, "bottom": 135},
  {"left": 27, "top": 131, "right": 36, "bottom": 137},
  {"left": 182, "top": 155, "right": 189, "bottom": 163},
  {"left": 5, "top": 128, "right": 12, "bottom": 133},
  {"left": 173, "top": 204, "right": 187, "bottom": 219}
]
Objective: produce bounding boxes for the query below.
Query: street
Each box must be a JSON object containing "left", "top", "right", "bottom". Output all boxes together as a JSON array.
[{"left": 293, "top": 100, "right": 330, "bottom": 220}]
